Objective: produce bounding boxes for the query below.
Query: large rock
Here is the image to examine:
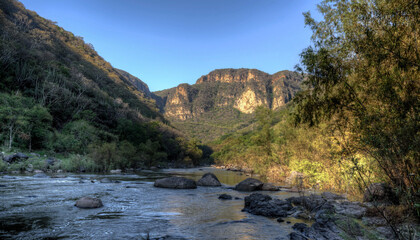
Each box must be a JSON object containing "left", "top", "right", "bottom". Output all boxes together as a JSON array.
[
  {"left": 75, "top": 197, "right": 103, "bottom": 208},
  {"left": 3, "top": 153, "right": 29, "bottom": 163},
  {"left": 333, "top": 201, "right": 367, "bottom": 219},
  {"left": 235, "top": 178, "right": 263, "bottom": 191},
  {"left": 363, "top": 183, "right": 398, "bottom": 204},
  {"left": 197, "top": 172, "right": 221, "bottom": 187},
  {"left": 243, "top": 193, "right": 293, "bottom": 217},
  {"left": 154, "top": 177, "right": 197, "bottom": 189},
  {"left": 321, "top": 192, "right": 345, "bottom": 200},
  {"left": 289, "top": 232, "right": 309, "bottom": 240},
  {"left": 287, "top": 194, "right": 327, "bottom": 212}
]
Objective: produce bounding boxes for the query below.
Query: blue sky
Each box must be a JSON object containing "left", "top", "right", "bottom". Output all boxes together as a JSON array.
[{"left": 20, "top": 0, "right": 321, "bottom": 91}]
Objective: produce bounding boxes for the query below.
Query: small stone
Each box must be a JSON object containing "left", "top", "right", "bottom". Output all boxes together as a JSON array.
[
  {"left": 218, "top": 194, "right": 233, "bottom": 200},
  {"left": 75, "top": 197, "right": 103, "bottom": 208},
  {"left": 33, "top": 173, "right": 48, "bottom": 178},
  {"left": 277, "top": 218, "right": 284, "bottom": 223},
  {"left": 100, "top": 178, "right": 112, "bottom": 183}
]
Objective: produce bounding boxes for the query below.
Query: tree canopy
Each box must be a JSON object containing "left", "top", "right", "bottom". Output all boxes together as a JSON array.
[{"left": 294, "top": 0, "right": 419, "bottom": 206}]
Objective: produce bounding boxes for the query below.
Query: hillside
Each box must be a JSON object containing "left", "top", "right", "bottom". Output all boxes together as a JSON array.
[
  {"left": 154, "top": 68, "right": 303, "bottom": 142},
  {"left": 0, "top": 0, "right": 204, "bottom": 170}
]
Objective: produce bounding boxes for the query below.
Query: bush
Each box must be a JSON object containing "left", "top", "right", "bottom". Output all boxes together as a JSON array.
[
  {"left": 88, "top": 142, "right": 120, "bottom": 172},
  {"left": 59, "top": 154, "right": 99, "bottom": 172}
]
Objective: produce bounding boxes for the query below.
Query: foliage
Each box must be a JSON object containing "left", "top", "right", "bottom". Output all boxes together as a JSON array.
[
  {"left": 51, "top": 120, "right": 98, "bottom": 154},
  {"left": 0, "top": 92, "right": 52, "bottom": 150},
  {"left": 212, "top": 105, "right": 382, "bottom": 195},
  {"left": 294, "top": 0, "right": 419, "bottom": 208},
  {"left": 0, "top": 0, "right": 205, "bottom": 171}
]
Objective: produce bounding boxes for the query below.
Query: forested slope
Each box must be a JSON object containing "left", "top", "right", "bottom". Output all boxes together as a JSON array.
[{"left": 0, "top": 0, "right": 203, "bottom": 171}]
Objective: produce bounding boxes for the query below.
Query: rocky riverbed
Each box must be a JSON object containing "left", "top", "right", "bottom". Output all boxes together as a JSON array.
[{"left": 0, "top": 167, "right": 418, "bottom": 239}]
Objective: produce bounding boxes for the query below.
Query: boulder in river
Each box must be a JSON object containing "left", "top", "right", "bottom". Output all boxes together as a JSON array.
[
  {"left": 363, "top": 183, "right": 398, "bottom": 204},
  {"left": 243, "top": 193, "right": 293, "bottom": 217},
  {"left": 100, "top": 178, "right": 112, "bottom": 183},
  {"left": 154, "top": 177, "right": 197, "bottom": 189},
  {"left": 75, "top": 197, "right": 103, "bottom": 208},
  {"left": 218, "top": 194, "right": 233, "bottom": 200},
  {"left": 235, "top": 178, "right": 263, "bottom": 191},
  {"left": 110, "top": 169, "right": 122, "bottom": 174},
  {"left": 197, "top": 172, "right": 221, "bottom": 187},
  {"left": 33, "top": 173, "right": 48, "bottom": 178},
  {"left": 261, "top": 183, "right": 280, "bottom": 191}
]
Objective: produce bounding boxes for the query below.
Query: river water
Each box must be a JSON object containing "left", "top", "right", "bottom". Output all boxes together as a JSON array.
[{"left": 0, "top": 167, "right": 309, "bottom": 240}]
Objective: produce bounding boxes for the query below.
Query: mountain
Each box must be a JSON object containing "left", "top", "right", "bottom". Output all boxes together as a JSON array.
[
  {"left": 0, "top": 0, "right": 204, "bottom": 169},
  {"left": 0, "top": 0, "right": 161, "bottom": 124},
  {"left": 153, "top": 68, "right": 303, "bottom": 142}
]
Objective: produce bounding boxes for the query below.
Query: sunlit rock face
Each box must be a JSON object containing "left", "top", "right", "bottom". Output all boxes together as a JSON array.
[
  {"left": 154, "top": 68, "right": 303, "bottom": 120},
  {"left": 234, "top": 88, "right": 267, "bottom": 114},
  {"left": 196, "top": 69, "right": 270, "bottom": 84}
]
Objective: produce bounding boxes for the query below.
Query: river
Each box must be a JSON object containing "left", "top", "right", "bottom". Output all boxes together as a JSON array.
[{"left": 0, "top": 167, "right": 309, "bottom": 240}]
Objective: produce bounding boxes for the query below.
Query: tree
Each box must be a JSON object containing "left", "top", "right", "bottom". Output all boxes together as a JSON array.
[
  {"left": 295, "top": 0, "right": 419, "bottom": 211},
  {"left": 184, "top": 138, "right": 203, "bottom": 166},
  {"left": 25, "top": 104, "right": 52, "bottom": 151}
]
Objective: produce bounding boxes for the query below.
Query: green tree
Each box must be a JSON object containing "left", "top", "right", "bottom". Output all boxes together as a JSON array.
[
  {"left": 52, "top": 120, "right": 98, "bottom": 154},
  {"left": 184, "top": 138, "right": 203, "bottom": 166},
  {"left": 25, "top": 104, "right": 52, "bottom": 151},
  {"left": 295, "top": 0, "right": 419, "bottom": 208},
  {"left": 0, "top": 93, "right": 29, "bottom": 150},
  {"left": 0, "top": 93, "right": 51, "bottom": 150},
  {"left": 89, "top": 142, "right": 119, "bottom": 172},
  {"left": 138, "top": 140, "right": 167, "bottom": 167}
]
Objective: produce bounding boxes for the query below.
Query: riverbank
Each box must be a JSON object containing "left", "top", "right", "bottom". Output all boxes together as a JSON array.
[{"left": 0, "top": 150, "right": 205, "bottom": 175}]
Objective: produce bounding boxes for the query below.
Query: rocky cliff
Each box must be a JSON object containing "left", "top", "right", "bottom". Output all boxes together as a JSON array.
[{"left": 153, "top": 68, "right": 302, "bottom": 141}]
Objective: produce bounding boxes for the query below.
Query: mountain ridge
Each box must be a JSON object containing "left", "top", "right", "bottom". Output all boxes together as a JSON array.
[{"left": 152, "top": 68, "right": 303, "bottom": 141}]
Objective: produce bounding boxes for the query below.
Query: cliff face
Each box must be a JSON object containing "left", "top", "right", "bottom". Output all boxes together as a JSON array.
[
  {"left": 155, "top": 68, "right": 302, "bottom": 119},
  {"left": 115, "top": 69, "right": 152, "bottom": 98},
  {"left": 154, "top": 68, "right": 302, "bottom": 141}
]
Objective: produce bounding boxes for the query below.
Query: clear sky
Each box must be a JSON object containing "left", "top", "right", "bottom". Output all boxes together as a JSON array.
[{"left": 19, "top": 0, "right": 321, "bottom": 91}]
